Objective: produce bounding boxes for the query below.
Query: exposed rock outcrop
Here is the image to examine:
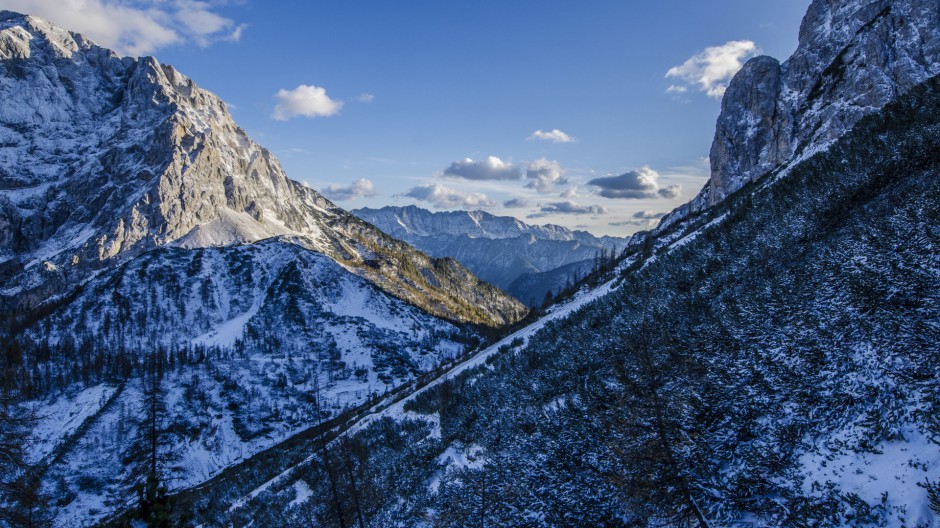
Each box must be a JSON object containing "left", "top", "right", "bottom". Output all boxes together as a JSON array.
[{"left": 700, "top": 0, "right": 940, "bottom": 210}]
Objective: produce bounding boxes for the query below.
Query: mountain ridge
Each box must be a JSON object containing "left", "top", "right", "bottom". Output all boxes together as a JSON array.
[
  {"left": 353, "top": 205, "right": 629, "bottom": 301},
  {"left": 0, "top": 12, "right": 525, "bottom": 526},
  {"left": 215, "top": 65, "right": 940, "bottom": 528},
  {"left": 195, "top": 0, "right": 940, "bottom": 525},
  {"left": 0, "top": 12, "right": 526, "bottom": 327}
]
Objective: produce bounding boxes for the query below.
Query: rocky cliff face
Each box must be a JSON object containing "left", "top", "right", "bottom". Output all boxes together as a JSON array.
[
  {"left": 697, "top": 0, "right": 940, "bottom": 210},
  {"left": 0, "top": 12, "right": 525, "bottom": 326}
]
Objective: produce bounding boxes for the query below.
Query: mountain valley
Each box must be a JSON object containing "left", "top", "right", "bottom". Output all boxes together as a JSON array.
[{"left": 1, "top": 0, "right": 939, "bottom": 527}]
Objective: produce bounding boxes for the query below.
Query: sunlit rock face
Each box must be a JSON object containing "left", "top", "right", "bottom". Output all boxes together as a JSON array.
[{"left": 700, "top": 0, "right": 940, "bottom": 209}]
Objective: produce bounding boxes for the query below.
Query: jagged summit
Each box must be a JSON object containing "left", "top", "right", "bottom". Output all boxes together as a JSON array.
[
  {"left": 0, "top": 13, "right": 526, "bottom": 326},
  {"left": 672, "top": 0, "right": 940, "bottom": 218},
  {"left": 0, "top": 11, "right": 106, "bottom": 61}
]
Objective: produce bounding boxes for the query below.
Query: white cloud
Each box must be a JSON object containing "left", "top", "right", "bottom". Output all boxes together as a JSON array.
[
  {"left": 587, "top": 166, "right": 682, "bottom": 199},
  {"left": 633, "top": 210, "right": 667, "bottom": 220},
  {"left": 658, "top": 184, "right": 682, "bottom": 199},
  {"left": 560, "top": 186, "right": 580, "bottom": 198},
  {"left": 525, "top": 158, "right": 567, "bottom": 193},
  {"left": 443, "top": 156, "right": 521, "bottom": 181},
  {"left": 5, "top": 0, "right": 246, "bottom": 56},
  {"left": 527, "top": 129, "right": 576, "bottom": 143},
  {"left": 272, "top": 85, "right": 343, "bottom": 120},
  {"left": 609, "top": 210, "right": 667, "bottom": 228},
  {"left": 353, "top": 93, "right": 375, "bottom": 103},
  {"left": 666, "top": 85, "right": 688, "bottom": 94},
  {"left": 321, "top": 178, "right": 376, "bottom": 201},
  {"left": 503, "top": 198, "right": 529, "bottom": 208},
  {"left": 528, "top": 201, "right": 608, "bottom": 218},
  {"left": 404, "top": 184, "right": 496, "bottom": 209},
  {"left": 666, "top": 40, "right": 760, "bottom": 98}
]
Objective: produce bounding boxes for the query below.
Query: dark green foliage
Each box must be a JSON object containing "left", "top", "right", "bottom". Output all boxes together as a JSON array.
[{"left": 0, "top": 397, "right": 51, "bottom": 528}]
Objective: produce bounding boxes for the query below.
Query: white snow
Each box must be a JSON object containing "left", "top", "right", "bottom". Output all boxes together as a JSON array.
[
  {"left": 428, "top": 443, "right": 486, "bottom": 494},
  {"left": 192, "top": 301, "right": 260, "bottom": 348},
  {"left": 287, "top": 479, "right": 313, "bottom": 508},
  {"left": 229, "top": 275, "right": 623, "bottom": 513},
  {"left": 799, "top": 425, "right": 940, "bottom": 527},
  {"left": 667, "top": 213, "right": 729, "bottom": 254},
  {"left": 176, "top": 209, "right": 292, "bottom": 249},
  {"left": 27, "top": 384, "right": 118, "bottom": 464}
]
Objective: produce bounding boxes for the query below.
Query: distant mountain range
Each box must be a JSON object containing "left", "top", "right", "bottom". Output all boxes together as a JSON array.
[{"left": 353, "top": 205, "right": 630, "bottom": 305}]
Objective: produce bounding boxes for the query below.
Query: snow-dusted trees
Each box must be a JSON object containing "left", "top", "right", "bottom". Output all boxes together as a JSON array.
[
  {"left": 121, "top": 353, "right": 177, "bottom": 527},
  {"left": 586, "top": 316, "right": 711, "bottom": 527},
  {"left": 0, "top": 396, "right": 50, "bottom": 528}
]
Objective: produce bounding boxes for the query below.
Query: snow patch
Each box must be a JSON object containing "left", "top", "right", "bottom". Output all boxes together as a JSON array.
[
  {"left": 799, "top": 425, "right": 940, "bottom": 527},
  {"left": 288, "top": 479, "right": 313, "bottom": 508}
]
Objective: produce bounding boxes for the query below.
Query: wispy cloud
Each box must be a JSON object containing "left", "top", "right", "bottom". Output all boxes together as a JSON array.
[
  {"left": 528, "top": 201, "right": 608, "bottom": 218},
  {"left": 588, "top": 166, "right": 682, "bottom": 199},
  {"left": 353, "top": 93, "right": 375, "bottom": 103},
  {"left": 527, "top": 129, "right": 576, "bottom": 143},
  {"left": 666, "top": 40, "right": 759, "bottom": 98},
  {"left": 5, "top": 0, "right": 246, "bottom": 56},
  {"left": 403, "top": 184, "right": 496, "bottom": 209},
  {"left": 609, "top": 210, "right": 667, "bottom": 227},
  {"left": 503, "top": 198, "right": 529, "bottom": 208},
  {"left": 443, "top": 156, "right": 521, "bottom": 181},
  {"left": 272, "top": 85, "right": 343, "bottom": 120},
  {"left": 321, "top": 178, "right": 376, "bottom": 201}
]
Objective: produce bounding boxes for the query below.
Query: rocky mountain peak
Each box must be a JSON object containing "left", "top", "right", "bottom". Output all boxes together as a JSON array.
[
  {"left": 0, "top": 11, "right": 87, "bottom": 60},
  {"left": 0, "top": 13, "right": 526, "bottom": 326},
  {"left": 700, "top": 0, "right": 940, "bottom": 210}
]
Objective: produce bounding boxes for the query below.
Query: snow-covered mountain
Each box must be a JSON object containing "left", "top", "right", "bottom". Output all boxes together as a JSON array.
[
  {"left": 0, "top": 11, "right": 526, "bottom": 527},
  {"left": 0, "top": 11, "right": 525, "bottom": 328},
  {"left": 5, "top": 0, "right": 940, "bottom": 525},
  {"left": 353, "top": 205, "right": 629, "bottom": 304},
  {"left": 663, "top": 0, "right": 940, "bottom": 227}
]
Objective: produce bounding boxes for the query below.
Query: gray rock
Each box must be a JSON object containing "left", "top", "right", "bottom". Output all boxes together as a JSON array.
[{"left": 699, "top": 0, "right": 940, "bottom": 211}]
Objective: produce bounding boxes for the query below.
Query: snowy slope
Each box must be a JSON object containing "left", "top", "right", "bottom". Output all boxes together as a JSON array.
[
  {"left": 0, "top": 11, "right": 525, "bottom": 527},
  {"left": 15, "top": 238, "right": 473, "bottom": 526},
  {"left": 198, "top": 1, "right": 940, "bottom": 525},
  {"left": 217, "top": 71, "right": 940, "bottom": 527}
]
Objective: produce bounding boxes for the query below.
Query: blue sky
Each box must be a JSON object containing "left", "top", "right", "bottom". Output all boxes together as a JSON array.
[{"left": 12, "top": 1, "right": 809, "bottom": 235}]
